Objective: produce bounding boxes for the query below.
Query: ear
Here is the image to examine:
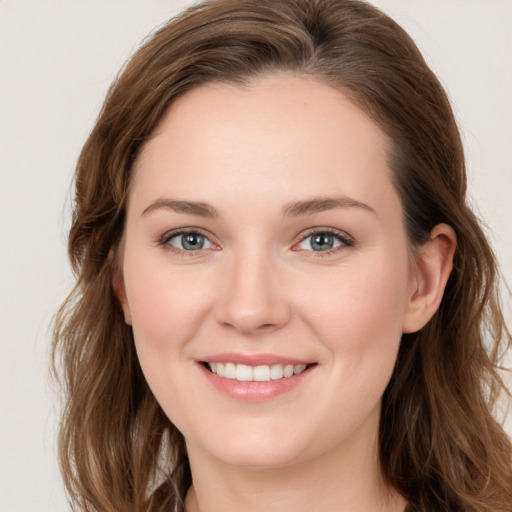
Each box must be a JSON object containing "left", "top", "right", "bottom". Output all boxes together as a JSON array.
[
  {"left": 109, "top": 248, "right": 132, "bottom": 326},
  {"left": 402, "top": 223, "right": 456, "bottom": 334}
]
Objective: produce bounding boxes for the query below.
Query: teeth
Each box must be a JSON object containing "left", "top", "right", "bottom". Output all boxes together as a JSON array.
[
  {"left": 270, "top": 364, "right": 284, "bottom": 380},
  {"left": 225, "top": 362, "right": 236, "bottom": 379},
  {"left": 283, "top": 364, "right": 294, "bottom": 377},
  {"left": 207, "top": 362, "right": 308, "bottom": 381},
  {"left": 236, "top": 364, "right": 253, "bottom": 381},
  {"left": 293, "top": 364, "right": 307, "bottom": 375},
  {"left": 253, "top": 365, "right": 270, "bottom": 381},
  {"left": 216, "top": 362, "right": 225, "bottom": 377}
]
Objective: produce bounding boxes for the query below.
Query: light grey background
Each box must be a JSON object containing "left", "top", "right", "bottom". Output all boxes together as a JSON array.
[{"left": 0, "top": 1, "right": 510, "bottom": 510}]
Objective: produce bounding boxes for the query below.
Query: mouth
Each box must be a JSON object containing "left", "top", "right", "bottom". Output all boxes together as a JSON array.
[
  {"left": 198, "top": 354, "right": 317, "bottom": 401},
  {"left": 202, "top": 361, "right": 314, "bottom": 382}
]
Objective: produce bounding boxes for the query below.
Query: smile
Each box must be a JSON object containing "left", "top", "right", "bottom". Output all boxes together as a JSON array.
[
  {"left": 199, "top": 355, "right": 317, "bottom": 401},
  {"left": 206, "top": 362, "right": 309, "bottom": 382}
]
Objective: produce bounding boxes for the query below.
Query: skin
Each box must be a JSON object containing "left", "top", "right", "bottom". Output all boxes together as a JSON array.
[{"left": 116, "top": 73, "right": 455, "bottom": 512}]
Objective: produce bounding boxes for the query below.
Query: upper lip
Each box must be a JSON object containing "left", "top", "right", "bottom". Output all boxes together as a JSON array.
[{"left": 198, "top": 353, "right": 314, "bottom": 366}]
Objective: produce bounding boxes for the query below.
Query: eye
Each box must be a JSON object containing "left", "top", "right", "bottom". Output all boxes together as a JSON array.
[
  {"left": 162, "top": 231, "right": 216, "bottom": 252},
  {"left": 296, "top": 229, "right": 354, "bottom": 252}
]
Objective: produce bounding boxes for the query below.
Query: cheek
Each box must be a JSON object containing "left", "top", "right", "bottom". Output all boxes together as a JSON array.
[
  {"left": 347, "top": 267, "right": 407, "bottom": 339},
  {"left": 126, "top": 274, "right": 179, "bottom": 346},
  {"left": 306, "top": 254, "right": 408, "bottom": 331},
  {"left": 122, "top": 255, "right": 214, "bottom": 426},
  {"left": 122, "top": 251, "right": 211, "bottom": 357},
  {"left": 298, "top": 251, "right": 410, "bottom": 381},
  {"left": 298, "top": 254, "right": 410, "bottom": 431}
]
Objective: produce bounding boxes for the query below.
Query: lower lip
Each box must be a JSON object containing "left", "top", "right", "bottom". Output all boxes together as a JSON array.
[{"left": 199, "top": 364, "right": 314, "bottom": 402}]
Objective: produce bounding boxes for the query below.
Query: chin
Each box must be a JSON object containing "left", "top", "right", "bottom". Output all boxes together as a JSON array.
[
  {"left": 215, "top": 444, "right": 306, "bottom": 469},
  {"left": 186, "top": 424, "right": 314, "bottom": 469}
]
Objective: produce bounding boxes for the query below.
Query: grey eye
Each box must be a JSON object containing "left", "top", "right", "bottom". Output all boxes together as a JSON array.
[
  {"left": 310, "top": 233, "right": 336, "bottom": 251},
  {"left": 297, "top": 232, "right": 347, "bottom": 252},
  {"left": 169, "top": 232, "right": 213, "bottom": 251}
]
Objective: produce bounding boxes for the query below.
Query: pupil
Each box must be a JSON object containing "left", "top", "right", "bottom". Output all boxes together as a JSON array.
[
  {"left": 312, "top": 234, "right": 333, "bottom": 250},
  {"left": 183, "top": 234, "right": 204, "bottom": 250}
]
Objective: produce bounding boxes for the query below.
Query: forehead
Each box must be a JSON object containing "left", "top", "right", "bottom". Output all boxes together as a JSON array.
[{"left": 130, "top": 73, "right": 397, "bottom": 218}]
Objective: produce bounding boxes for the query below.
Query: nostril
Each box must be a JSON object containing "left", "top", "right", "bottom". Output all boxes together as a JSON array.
[{"left": 260, "top": 323, "right": 278, "bottom": 331}]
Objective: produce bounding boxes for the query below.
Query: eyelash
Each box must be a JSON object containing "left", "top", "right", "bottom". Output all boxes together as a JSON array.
[
  {"left": 157, "top": 229, "right": 218, "bottom": 256},
  {"left": 157, "top": 227, "right": 355, "bottom": 256},
  {"left": 294, "top": 227, "right": 355, "bottom": 256}
]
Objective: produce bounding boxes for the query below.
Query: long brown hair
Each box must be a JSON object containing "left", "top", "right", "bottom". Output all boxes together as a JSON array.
[{"left": 52, "top": 1, "right": 512, "bottom": 510}]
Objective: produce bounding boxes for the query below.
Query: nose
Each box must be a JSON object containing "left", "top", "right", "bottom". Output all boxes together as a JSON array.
[{"left": 214, "top": 249, "right": 292, "bottom": 335}]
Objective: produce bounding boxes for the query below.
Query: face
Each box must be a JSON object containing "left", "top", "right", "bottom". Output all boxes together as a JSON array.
[{"left": 118, "top": 74, "right": 420, "bottom": 469}]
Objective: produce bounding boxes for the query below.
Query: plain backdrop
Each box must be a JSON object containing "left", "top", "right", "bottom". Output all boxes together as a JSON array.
[{"left": 0, "top": 1, "right": 510, "bottom": 510}]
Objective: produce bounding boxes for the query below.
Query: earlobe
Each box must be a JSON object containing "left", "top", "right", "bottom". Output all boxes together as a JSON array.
[
  {"left": 109, "top": 249, "right": 132, "bottom": 326},
  {"left": 402, "top": 223, "right": 456, "bottom": 333}
]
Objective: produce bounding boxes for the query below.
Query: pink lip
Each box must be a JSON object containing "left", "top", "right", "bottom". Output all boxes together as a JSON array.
[
  {"left": 198, "top": 352, "right": 311, "bottom": 366},
  {"left": 196, "top": 353, "right": 316, "bottom": 402}
]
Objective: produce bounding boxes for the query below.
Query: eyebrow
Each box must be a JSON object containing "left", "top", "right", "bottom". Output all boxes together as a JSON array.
[
  {"left": 283, "top": 196, "right": 376, "bottom": 216},
  {"left": 141, "top": 195, "right": 375, "bottom": 218},
  {"left": 141, "top": 198, "right": 219, "bottom": 218}
]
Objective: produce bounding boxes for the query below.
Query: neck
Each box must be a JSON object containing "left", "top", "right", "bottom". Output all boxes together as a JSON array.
[{"left": 184, "top": 413, "right": 407, "bottom": 512}]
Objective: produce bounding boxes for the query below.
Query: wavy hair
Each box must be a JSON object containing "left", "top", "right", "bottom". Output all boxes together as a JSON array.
[{"left": 52, "top": 0, "right": 512, "bottom": 510}]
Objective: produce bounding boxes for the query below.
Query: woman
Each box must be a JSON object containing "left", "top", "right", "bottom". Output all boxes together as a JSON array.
[{"left": 52, "top": 0, "right": 512, "bottom": 510}]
